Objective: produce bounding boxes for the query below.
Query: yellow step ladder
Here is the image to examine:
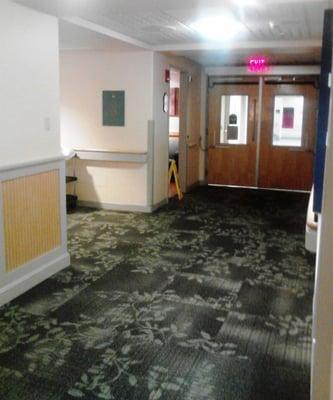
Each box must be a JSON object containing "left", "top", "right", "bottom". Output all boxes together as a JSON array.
[{"left": 168, "top": 159, "right": 183, "bottom": 200}]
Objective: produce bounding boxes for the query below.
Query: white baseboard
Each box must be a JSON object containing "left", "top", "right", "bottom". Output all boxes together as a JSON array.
[
  {"left": 150, "top": 198, "right": 168, "bottom": 212},
  {"left": 0, "top": 252, "right": 70, "bottom": 307},
  {"left": 78, "top": 199, "right": 168, "bottom": 213}
]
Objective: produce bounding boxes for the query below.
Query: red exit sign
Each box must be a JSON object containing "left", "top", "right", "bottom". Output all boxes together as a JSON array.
[{"left": 247, "top": 55, "right": 269, "bottom": 73}]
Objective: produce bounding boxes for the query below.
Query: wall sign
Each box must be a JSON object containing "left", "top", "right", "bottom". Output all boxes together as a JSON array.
[
  {"left": 103, "top": 91, "right": 125, "bottom": 126},
  {"left": 247, "top": 55, "right": 269, "bottom": 73},
  {"left": 282, "top": 107, "right": 295, "bottom": 129}
]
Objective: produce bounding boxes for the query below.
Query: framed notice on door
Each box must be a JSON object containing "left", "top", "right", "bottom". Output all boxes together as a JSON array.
[
  {"left": 282, "top": 107, "right": 295, "bottom": 129},
  {"left": 103, "top": 91, "right": 125, "bottom": 126}
]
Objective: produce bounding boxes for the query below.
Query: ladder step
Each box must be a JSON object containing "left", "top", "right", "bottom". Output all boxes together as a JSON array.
[{"left": 168, "top": 159, "right": 183, "bottom": 200}]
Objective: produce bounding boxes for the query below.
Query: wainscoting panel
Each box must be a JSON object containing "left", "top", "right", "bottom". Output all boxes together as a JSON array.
[
  {"left": 2, "top": 170, "right": 61, "bottom": 272},
  {"left": 0, "top": 157, "right": 70, "bottom": 307}
]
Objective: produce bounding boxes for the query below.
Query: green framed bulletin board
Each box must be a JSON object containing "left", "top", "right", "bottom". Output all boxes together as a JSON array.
[{"left": 103, "top": 91, "right": 125, "bottom": 126}]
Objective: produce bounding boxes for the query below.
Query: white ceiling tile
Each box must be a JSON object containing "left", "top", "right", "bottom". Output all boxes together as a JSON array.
[{"left": 12, "top": 0, "right": 329, "bottom": 65}]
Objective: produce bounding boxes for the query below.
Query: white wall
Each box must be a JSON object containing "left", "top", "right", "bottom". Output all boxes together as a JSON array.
[
  {"left": 0, "top": 0, "right": 61, "bottom": 167},
  {"left": 311, "top": 56, "right": 333, "bottom": 400},
  {"left": 60, "top": 50, "right": 154, "bottom": 208}
]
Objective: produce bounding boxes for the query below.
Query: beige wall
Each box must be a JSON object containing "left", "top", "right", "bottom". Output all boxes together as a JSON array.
[
  {"left": 70, "top": 160, "right": 147, "bottom": 207},
  {"left": 60, "top": 50, "right": 154, "bottom": 208},
  {"left": 61, "top": 50, "right": 203, "bottom": 209},
  {"left": 0, "top": 0, "right": 61, "bottom": 167},
  {"left": 60, "top": 51, "right": 154, "bottom": 152}
]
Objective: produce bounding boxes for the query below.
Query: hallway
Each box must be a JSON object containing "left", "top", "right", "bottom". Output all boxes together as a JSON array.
[{"left": 0, "top": 187, "right": 314, "bottom": 400}]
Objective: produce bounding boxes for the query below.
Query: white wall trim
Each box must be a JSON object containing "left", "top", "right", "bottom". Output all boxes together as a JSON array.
[
  {"left": 0, "top": 154, "right": 65, "bottom": 173},
  {"left": 78, "top": 200, "right": 152, "bottom": 213},
  {"left": 78, "top": 198, "right": 168, "bottom": 213},
  {"left": 150, "top": 198, "right": 168, "bottom": 212},
  {"left": 205, "top": 65, "right": 321, "bottom": 77},
  {"left": 0, "top": 252, "right": 70, "bottom": 307},
  {"left": 75, "top": 149, "right": 148, "bottom": 163},
  {"left": 155, "top": 39, "right": 321, "bottom": 52},
  {"left": 305, "top": 186, "right": 317, "bottom": 253},
  {"left": 305, "top": 225, "right": 317, "bottom": 253}
]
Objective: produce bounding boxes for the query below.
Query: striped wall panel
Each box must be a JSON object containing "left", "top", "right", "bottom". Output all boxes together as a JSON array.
[{"left": 1, "top": 169, "right": 61, "bottom": 272}]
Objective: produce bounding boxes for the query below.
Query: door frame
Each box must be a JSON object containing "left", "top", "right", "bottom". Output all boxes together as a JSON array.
[
  {"left": 207, "top": 75, "right": 318, "bottom": 191},
  {"left": 255, "top": 77, "right": 264, "bottom": 187},
  {"left": 167, "top": 66, "right": 191, "bottom": 197},
  {"left": 207, "top": 77, "right": 260, "bottom": 188},
  {"left": 258, "top": 81, "right": 318, "bottom": 191},
  {"left": 178, "top": 71, "right": 189, "bottom": 193}
]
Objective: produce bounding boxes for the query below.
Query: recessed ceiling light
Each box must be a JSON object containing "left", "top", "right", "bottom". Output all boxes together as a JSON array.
[{"left": 190, "top": 16, "right": 244, "bottom": 41}]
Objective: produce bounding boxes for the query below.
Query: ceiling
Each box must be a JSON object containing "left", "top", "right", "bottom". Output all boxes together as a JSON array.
[
  {"left": 13, "top": 0, "right": 333, "bottom": 65},
  {"left": 59, "top": 20, "right": 143, "bottom": 52}
]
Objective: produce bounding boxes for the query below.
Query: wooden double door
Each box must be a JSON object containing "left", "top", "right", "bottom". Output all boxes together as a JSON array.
[{"left": 208, "top": 81, "right": 318, "bottom": 191}]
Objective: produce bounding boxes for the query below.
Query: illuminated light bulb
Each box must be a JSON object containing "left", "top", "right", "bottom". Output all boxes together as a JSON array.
[{"left": 190, "top": 16, "right": 244, "bottom": 41}]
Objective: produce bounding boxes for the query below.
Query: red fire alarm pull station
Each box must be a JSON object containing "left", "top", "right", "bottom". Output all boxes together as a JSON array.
[{"left": 165, "top": 69, "right": 170, "bottom": 83}]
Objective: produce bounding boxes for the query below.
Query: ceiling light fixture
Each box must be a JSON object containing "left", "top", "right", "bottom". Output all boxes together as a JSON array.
[{"left": 190, "top": 16, "right": 244, "bottom": 41}]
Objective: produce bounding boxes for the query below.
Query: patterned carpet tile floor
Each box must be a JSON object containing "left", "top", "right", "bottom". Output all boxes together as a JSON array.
[{"left": 0, "top": 186, "right": 315, "bottom": 399}]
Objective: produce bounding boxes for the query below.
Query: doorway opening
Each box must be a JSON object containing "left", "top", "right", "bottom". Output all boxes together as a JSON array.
[{"left": 168, "top": 68, "right": 181, "bottom": 198}]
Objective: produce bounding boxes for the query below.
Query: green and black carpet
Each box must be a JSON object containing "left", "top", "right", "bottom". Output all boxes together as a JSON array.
[{"left": 0, "top": 186, "right": 315, "bottom": 399}]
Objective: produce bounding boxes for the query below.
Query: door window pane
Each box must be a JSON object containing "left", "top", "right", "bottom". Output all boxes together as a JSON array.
[
  {"left": 220, "top": 95, "right": 249, "bottom": 144},
  {"left": 273, "top": 96, "right": 304, "bottom": 147}
]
